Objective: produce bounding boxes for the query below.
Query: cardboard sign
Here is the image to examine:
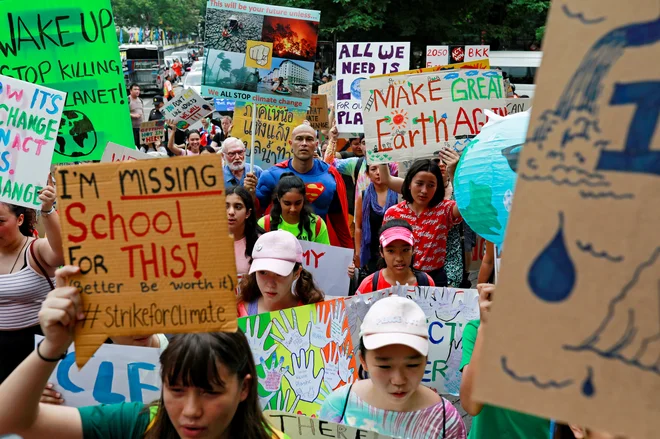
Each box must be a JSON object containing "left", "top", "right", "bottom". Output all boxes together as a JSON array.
[
  {"left": 306, "top": 95, "right": 329, "bottom": 130},
  {"left": 299, "top": 240, "right": 353, "bottom": 296},
  {"left": 264, "top": 411, "right": 395, "bottom": 439},
  {"left": 426, "top": 45, "right": 490, "bottom": 67},
  {"left": 100, "top": 142, "right": 151, "bottom": 163},
  {"left": 0, "top": 75, "right": 65, "bottom": 208},
  {"left": 233, "top": 102, "right": 307, "bottom": 169},
  {"left": 140, "top": 120, "right": 165, "bottom": 144},
  {"left": 335, "top": 43, "right": 410, "bottom": 134},
  {"left": 162, "top": 88, "right": 214, "bottom": 131},
  {"left": 202, "top": 0, "right": 321, "bottom": 110},
  {"left": 360, "top": 69, "right": 507, "bottom": 163},
  {"left": 56, "top": 156, "right": 238, "bottom": 366},
  {"left": 371, "top": 59, "right": 491, "bottom": 79},
  {"left": 317, "top": 81, "right": 336, "bottom": 107},
  {"left": 0, "top": 0, "right": 134, "bottom": 163},
  {"left": 505, "top": 97, "right": 532, "bottom": 115},
  {"left": 474, "top": 2, "right": 660, "bottom": 437},
  {"left": 35, "top": 335, "right": 161, "bottom": 407}
]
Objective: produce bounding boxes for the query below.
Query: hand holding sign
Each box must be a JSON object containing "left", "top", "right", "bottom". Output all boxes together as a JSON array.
[{"left": 38, "top": 174, "right": 57, "bottom": 212}]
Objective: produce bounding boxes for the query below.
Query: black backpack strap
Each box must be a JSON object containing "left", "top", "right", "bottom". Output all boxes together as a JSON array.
[
  {"left": 354, "top": 156, "right": 365, "bottom": 183},
  {"left": 371, "top": 270, "right": 380, "bottom": 291},
  {"left": 414, "top": 270, "right": 430, "bottom": 287},
  {"left": 442, "top": 397, "right": 446, "bottom": 437},
  {"left": 339, "top": 383, "right": 354, "bottom": 423}
]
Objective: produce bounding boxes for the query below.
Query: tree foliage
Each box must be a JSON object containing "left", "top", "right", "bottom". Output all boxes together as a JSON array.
[{"left": 111, "top": 0, "right": 206, "bottom": 34}]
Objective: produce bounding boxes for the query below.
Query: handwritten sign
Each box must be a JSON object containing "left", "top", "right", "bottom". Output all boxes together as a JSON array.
[
  {"left": 35, "top": 335, "right": 161, "bottom": 407},
  {"left": 0, "top": 75, "right": 65, "bottom": 208},
  {"left": 299, "top": 240, "right": 353, "bottom": 296},
  {"left": 318, "top": 81, "right": 336, "bottom": 107},
  {"left": 474, "top": 1, "right": 660, "bottom": 438},
  {"left": 264, "top": 411, "right": 395, "bottom": 439},
  {"left": 426, "top": 45, "right": 490, "bottom": 67},
  {"left": 202, "top": 0, "right": 321, "bottom": 110},
  {"left": 360, "top": 69, "right": 506, "bottom": 163},
  {"left": 505, "top": 97, "right": 532, "bottom": 115},
  {"left": 162, "top": 88, "right": 214, "bottom": 130},
  {"left": 335, "top": 43, "right": 410, "bottom": 134},
  {"left": 140, "top": 120, "right": 165, "bottom": 144},
  {"left": 56, "top": 155, "right": 238, "bottom": 366},
  {"left": 100, "top": 142, "right": 151, "bottom": 163},
  {"left": 0, "top": 0, "right": 134, "bottom": 163},
  {"left": 371, "top": 59, "right": 491, "bottom": 78},
  {"left": 306, "top": 95, "right": 329, "bottom": 130},
  {"left": 233, "top": 102, "right": 306, "bottom": 169}
]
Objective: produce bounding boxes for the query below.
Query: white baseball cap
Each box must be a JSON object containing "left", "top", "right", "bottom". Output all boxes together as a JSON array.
[
  {"left": 359, "top": 296, "right": 429, "bottom": 356},
  {"left": 249, "top": 230, "right": 303, "bottom": 277}
]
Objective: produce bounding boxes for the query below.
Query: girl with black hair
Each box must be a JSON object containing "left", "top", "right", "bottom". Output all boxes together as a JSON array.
[
  {"left": 226, "top": 186, "right": 265, "bottom": 275},
  {"left": 356, "top": 219, "right": 435, "bottom": 294},
  {"left": 380, "top": 150, "right": 463, "bottom": 286},
  {"left": 0, "top": 266, "right": 289, "bottom": 439},
  {"left": 258, "top": 173, "right": 330, "bottom": 245},
  {"left": 165, "top": 119, "right": 201, "bottom": 156}
]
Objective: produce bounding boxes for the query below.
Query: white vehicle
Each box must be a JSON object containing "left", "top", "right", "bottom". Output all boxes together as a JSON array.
[
  {"left": 190, "top": 60, "right": 204, "bottom": 72},
  {"left": 183, "top": 70, "right": 203, "bottom": 96},
  {"left": 489, "top": 51, "right": 542, "bottom": 98}
]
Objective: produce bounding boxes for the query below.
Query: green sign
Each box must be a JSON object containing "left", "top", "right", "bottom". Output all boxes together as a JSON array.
[{"left": 0, "top": 1, "right": 134, "bottom": 163}]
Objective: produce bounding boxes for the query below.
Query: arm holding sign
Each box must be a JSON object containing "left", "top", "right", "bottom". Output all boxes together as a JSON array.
[
  {"left": 438, "top": 148, "right": 463, "bottom": 219},
  {"left": 33, "top": 177, "right": 65, "bottom": 269},
  {"left": 378, "top": 163, "right": 404, "bottom": 194},
  {"left": 165, "top": 119, "right": 185, "bottom": 156},
  {"left": 0, "top": 266, "right": 84, "bottom": 439}
]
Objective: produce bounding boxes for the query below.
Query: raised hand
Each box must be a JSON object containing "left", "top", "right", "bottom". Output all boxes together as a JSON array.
[
  {"left": 337, "top": 345, "right": 355, "bottom": 383},
  {"left": 268, "top": 388, "right": 300, "bottom": 413},
  {"left": 321, "top": 347, "right": 342, "bottom": 391},
  {"left": 309, "top": 308, "right": 331, "bottom": 349},
  {"left": 284, "top": 349, "right": 325, "bottom": 402},
  {"left": 271, "top": 309, "right": 311, "bottom": 353},
  {"left": 329, "top": 302, "right": 348, "bottom": 346},
  {"left": 260, "top": 352, "right": 288, "bottom": 393},
  {"left": 244, "top": 316, "right": 277, "bottom": 366}
]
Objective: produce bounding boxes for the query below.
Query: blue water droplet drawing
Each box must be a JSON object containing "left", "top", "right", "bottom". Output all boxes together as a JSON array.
[
  {"left": 528, "top": 211, "right": 576, "bottom": 302},
  {"left": 581, "top": 367, "right": 595, "bottom": 397}
]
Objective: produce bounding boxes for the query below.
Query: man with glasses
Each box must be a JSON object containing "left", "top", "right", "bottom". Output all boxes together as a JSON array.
[
  {"left": 255, "top": 124, "right": 353, "bottom": 249},
  {"left": 222, "top": 137, "right": 262, "bottom": 190}
]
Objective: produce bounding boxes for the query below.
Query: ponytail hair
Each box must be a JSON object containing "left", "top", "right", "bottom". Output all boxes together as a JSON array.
[{"left": 4, "top": 203, "right": 36, "bottom": 237}]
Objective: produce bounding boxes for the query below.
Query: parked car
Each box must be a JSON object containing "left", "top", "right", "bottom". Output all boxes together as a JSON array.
[
  {"left": 489, "top": 51, "right": 542, "bottom": 98},
  {"left": 171, "top": 50, "right": 192, "bottom": 69},
  {"left": 183, "top": 70, "right": 203, "bottom": 96},
  {"left": 190, "top": 60, "right": 204, "bottom": 72}
]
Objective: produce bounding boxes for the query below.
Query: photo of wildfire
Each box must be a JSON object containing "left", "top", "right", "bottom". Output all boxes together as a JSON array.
[{"left": 261, "top": 16, "right": 319, "bottom": 62}]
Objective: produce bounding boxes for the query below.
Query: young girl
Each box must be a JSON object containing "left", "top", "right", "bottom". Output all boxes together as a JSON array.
[
  {"left": 0, "top": 266, "right": 288, "bottom": 439},
  {"left": 237, "top": 230, "right": 323, "bottom": 317},
  {"left": 319, "top": 296, "right": 466, "bottom": 438},
  {"left": 165, "top": 119, "right": 201, "bottom": 156},
  {"left": 226, "top": 186, "right": 264, "bottom": 275},
  {"left": 355, "top": 220, "right": 435, "bottom": 294},
  {"left": 354, "top": 164, "right": 399, "bottom": 274},
  {"left": 258, "top": 173, "right": 330, "bottom": 245},
  {"left": 381, "top": 152, "right": 463, "bottom": 286}
]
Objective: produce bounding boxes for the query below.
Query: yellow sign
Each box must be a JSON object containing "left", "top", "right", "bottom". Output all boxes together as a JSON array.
[{"left": 245, "top": 40, "right": 273, "bottom": 70}]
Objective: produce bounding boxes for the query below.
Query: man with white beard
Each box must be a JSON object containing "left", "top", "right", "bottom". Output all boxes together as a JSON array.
[{"left": 221, "top": 137, "right": 262, "bottom": 191}]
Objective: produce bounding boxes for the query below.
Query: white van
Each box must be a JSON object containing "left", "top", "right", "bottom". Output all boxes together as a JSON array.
[{"left": 489, "top": 51, "right": 542, "bottom": 98}]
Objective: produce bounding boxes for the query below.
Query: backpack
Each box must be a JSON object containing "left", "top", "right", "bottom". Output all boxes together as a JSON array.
[
  {"left": 263, "top": 215, "right": 322, "bottom": 238},
  {"left": 371, "top": 269, "right": 430, "bottom": 291}
]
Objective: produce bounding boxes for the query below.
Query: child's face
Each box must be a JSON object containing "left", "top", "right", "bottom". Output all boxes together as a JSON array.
[{"left": 380, "top": 240, "right": 413, "bottom": 273}]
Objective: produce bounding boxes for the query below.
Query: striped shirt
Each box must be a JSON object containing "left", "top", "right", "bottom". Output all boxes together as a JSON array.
[
  {"left": 0, "top": 241, "right": 55, "bottom": 329},
  {"left": 319, "top": 384, "right": 466, "bottom": 439}
]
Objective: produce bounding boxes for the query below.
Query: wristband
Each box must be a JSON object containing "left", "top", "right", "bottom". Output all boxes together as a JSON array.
[
  {"left": 36, "top": 340, "right": 67, "bottom": 362},
  {"left": 41, "top": 206, "right": 56, "bottom": 216}
]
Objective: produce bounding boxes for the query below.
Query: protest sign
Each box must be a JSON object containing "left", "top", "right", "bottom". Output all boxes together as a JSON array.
[
  {"left": 56, "top": 155, "right": 238, "bottom": 366},
  {"left": 346, "top": 286, "right": 480, "bottom": 396},
  {"left": 474, "top": 1, "right": 660, "bottom": 437},
  {"left": 35, "top": 335, "right": 161, "bottom": 407},
  {"left": 202, "top": 0, "right": 321, "bottom": 110},
  {"left": 335, "top": 43, "right": 410, "bottom": 134},
  {"left": 0, "top": 0, "right": 134, "bottom": 163},
  {"left": 505, "top": 97, "right": 532, "bottom": 115},
  {"left": 238, "top": 298, "right": 357, "bottom": 417},
  {"left": 140, "top": 120, "right": 165, "bottom": 144},
  {"left": 371, "top": 59, "right": 491, "bottom": 79},
  {"left": 264, "top": 411, "right": 395, "bottom": 439},
  {"left": 299, "top": 240, "right": 353, "bottom": 296},
  {"left": 233, "top": 101, "right": 307, "bottom": 169},
  {"left": 360, "top": 69, "right": 507, "bottom": 163},
  {"left": 214, "top": 98, "right": 236, "bottom": 112},
  {"left": 162, "top": 88, "right": 214, "bottom": 130},
  {"left": 100, "top": 142, "right": 151, "bottom": 163},
  {"left": 306, "top": 95, "right": 329, "bottom": 130},
  {"left": 0, "top": 75, "right": 65, "bottom": 208},
  {"left": 318, "top": 81, "right": 336, "bottom": 107},
  {"left": 426, "top": 45, "right": 490, "bottom": 67}
]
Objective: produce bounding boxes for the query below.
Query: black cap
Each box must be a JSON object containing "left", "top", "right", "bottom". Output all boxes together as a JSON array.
[{"left": 153, "top": 95, "right": 164, "bottom": 104}]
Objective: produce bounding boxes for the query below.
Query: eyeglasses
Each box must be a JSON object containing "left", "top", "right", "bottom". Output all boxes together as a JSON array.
[{"left": 226, "top": 150, "right": 245, "bottom": 158}]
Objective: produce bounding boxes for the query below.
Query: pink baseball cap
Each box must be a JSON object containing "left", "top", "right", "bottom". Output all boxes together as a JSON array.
[
  {"left": 249, "top": 230, "right": 303, "bottom": 276},
  {"left": 379, "top": 226, "right": 414, "bottom": 248}
]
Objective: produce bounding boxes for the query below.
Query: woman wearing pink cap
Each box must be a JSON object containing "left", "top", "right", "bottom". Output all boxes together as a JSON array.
[
  {"left": 355, "top": 220, "right": 435, "bottom": 294},
  {"left": 319, "top": 296, "right": 466, "bottom": 438},
  {"left": 237, "top": 230, "right": 324, "bottom": 316}
]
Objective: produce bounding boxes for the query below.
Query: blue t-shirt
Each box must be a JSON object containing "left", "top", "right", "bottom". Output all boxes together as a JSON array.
[{"left": 224, "top": 163, "right": 263, "bottom": 188}]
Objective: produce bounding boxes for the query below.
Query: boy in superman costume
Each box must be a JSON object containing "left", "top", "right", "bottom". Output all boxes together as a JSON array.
[{"left": 255, "top": 125, "right": 353, "bottom": 249}]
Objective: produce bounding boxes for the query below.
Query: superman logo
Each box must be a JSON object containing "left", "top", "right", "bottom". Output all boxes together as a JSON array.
[{"left": 305, "top": 183, "right": 326, "bottom": 203}]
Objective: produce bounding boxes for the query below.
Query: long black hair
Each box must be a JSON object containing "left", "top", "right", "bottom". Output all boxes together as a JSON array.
[
  {"left": 238, "top": 261, "right": 324, "bottom": 305},
  {"left": 145, "top": 332, "right": 273, "bottom": 439},
  {"left": 226, "top": 186, "right": 265, "bottom": 260},
  {"left": 270, "top": 173, "right": 316, "bottom": 239},
  {"left": 4, "top": 203, "right": 36, "bottom": 237},
  {"left": 401, "top": 159, "right": 445, "bottom": 208},
  {"left": 377, "top": 219, "right": 416, "bottom": 270}
]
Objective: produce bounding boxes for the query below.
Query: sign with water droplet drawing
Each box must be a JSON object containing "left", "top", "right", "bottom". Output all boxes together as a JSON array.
[
  {"left": 474, "top": 2, "right": 660, "bottom": 438},
  {"left": 359, "top": 70, "right": 506, "bottom": 164}
]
